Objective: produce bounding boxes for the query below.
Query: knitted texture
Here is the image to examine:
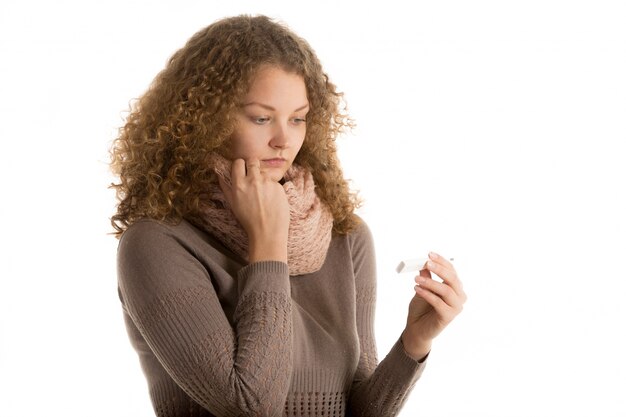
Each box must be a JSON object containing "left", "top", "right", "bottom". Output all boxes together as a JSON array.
[
  {"left": 196, "top": 153, "right": 333, "bottom": 276},
  {"left": 117, "top": 218, "right": 426, "bottom": 416}
]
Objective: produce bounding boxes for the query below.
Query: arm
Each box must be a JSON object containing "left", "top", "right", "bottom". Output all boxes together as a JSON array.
[
  {"left": 117, "top": 221, "right": 292, "bottom": 417},
  {"left": 347, "top": 221, "right": 426, "bottom": 417}
]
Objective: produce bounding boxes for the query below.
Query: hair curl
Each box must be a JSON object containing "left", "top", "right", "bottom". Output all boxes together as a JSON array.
[{"left": 109, "top": 14, "right": 361, "bottom": 238}]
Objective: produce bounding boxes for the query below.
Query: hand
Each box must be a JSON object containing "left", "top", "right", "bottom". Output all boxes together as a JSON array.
[
  {"left": 402, "top": 251, "right": 467, "bottom": 361},
  {"left": 218, "top": 158, "right": 290, "bottom": 263}
]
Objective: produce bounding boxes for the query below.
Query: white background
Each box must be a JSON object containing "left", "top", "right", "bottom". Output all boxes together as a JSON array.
[{"left": 1, "top": 1, "right": 625, "bottom": 416}]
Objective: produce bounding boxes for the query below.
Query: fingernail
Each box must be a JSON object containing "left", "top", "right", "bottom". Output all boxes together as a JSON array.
[
  {"left": 415, "top": 276, "right": 425, "bottom": 283},
  {"left": 429, "top": 251, "right": 438, "bottom": 260},
  {"left": 427, "top": 260, "right": 436, "bottom": 269}
]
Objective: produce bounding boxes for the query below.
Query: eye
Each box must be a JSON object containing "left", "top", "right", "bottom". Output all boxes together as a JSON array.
[
  {"left": 252, "top": 116, "right": 270, "bottom": 124},
  {"left": 293, "top": 117, "right": 307, "bottom": 124}
]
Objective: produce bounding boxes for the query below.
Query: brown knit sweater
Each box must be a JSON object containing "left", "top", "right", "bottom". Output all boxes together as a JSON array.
[{"left": 117, "top": 217, "right": 426, "bottom": 416}]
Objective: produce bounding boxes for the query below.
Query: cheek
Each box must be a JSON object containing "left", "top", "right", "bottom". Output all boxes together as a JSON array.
[
  {"left": 230, "top": 129, "right": 261, "bottom": 159},
  {"left": 294, "top": 132, "right": 306, "bottom": 153},
  {"left": 230, "top": 116, "right": 254, "bottom": 156}
]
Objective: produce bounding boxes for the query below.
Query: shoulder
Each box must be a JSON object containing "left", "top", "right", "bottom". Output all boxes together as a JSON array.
[
  {"left": 117, "top": 218, "right": 215, "bottom": 304},
  {"left": 345, "top": 214, "right": 375, "bottom": 251},
  {"left": 118, "top": 219, "right": 174, "bottom": 259},
  {"left": 120, "top": 217, "right": 188, "bottom": 242},
  {"left": 339, "top": 215, "right": 376, "bottom": 273},
  {"left": 118, "top": 218, "right": 205, "bottom": 253},
  {"left": 117, "top": 218, "right": 206, "bottom": 272},
  {"left": 119, "top": 218, "right": 169, "bottom": 245}
]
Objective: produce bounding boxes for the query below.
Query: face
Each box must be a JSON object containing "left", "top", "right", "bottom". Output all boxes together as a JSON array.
[{"left": 229, "top": 66, "right": 309, "bottom": 182}]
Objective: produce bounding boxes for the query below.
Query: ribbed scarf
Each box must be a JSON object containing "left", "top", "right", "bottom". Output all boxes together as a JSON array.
[{"left": 195, "top": 154, "right": 333, "bottom": 276}]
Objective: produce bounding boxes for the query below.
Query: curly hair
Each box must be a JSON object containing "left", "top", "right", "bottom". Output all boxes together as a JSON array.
[{"left": 109, "top": 14, "right": 361, "bottom": 238}]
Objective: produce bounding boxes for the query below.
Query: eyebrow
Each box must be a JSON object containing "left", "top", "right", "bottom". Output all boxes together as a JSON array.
[{"left": 242, "top": 102, "right": 310, "bottom": 112}]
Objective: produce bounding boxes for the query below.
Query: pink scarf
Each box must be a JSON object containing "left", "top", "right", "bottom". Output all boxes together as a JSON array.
[{"left": 196, "top": 154, "right": 333, "bottom": 276}]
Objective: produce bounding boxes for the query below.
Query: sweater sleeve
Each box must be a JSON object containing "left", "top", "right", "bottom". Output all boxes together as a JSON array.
[
  {"left": 117, "top": 220, "right": 293, "bottom": 417},
  {"left": 347, "top": 220, "right": 426, "bottom": 416}
]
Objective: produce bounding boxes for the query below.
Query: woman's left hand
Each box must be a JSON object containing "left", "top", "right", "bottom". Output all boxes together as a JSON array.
[{"left": 401, "top": 251, "right": 467, "bottom": 361}]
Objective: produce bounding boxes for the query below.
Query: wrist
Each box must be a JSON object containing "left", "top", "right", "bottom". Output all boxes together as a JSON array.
[
  {"left": 249, "top": 238, "right": 288, "bottom": 263},
  {"left": 401, "top": 329, "right": 432, "bottom": 362}
]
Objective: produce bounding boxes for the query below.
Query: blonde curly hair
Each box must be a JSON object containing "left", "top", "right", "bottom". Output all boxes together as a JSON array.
[{"left": 109, "top": 14, "right": 361, "bottom": 238}]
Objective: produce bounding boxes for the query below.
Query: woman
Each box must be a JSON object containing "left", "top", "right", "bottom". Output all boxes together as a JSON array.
[{"left": 110, "top": 14, "right": 466, "bottom": 417}]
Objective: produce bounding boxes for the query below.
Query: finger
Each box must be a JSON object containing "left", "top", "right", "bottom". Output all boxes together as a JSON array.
[
  {"left": 413, "top": 285, "right": 452, "bottom": 319},
  {"left": 426, "top": 261, "right": 465, "bottom": 303},
  {"left": 245, "top": 158, "right": 261, "bottom": 178},
  {"left": 231, "top": 159, "right": 247, "bottom": 186},
  {"left": 426, "top": 253, "right": 463, "bottom": 294},
  {"left": 419, "top": 268, "right": 431, "bottom": 279},
  {"left": 424, "top": 255, "right": 468, "bottom": 305},
  {"left": 425, "top": 259, "right": 457, "bottom": 285},
  {"left": 415, "top": 275, "right": 463, "bottom": 310},
  {"left": 428, "top": 251, "right": 454, "bottom": 269}
]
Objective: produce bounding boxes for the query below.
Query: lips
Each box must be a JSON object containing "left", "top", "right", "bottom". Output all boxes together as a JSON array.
[{"left": 262, "top": 158, "right": 286, "bottom": 167}]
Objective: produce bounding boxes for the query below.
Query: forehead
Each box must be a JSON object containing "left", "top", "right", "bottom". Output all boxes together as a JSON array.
[{"left": 244, "top": 66, "right": 307, "bottom": 100}]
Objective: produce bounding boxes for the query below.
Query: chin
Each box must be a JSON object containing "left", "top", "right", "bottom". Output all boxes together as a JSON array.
[
  {"left": 263, "top": 167, "right": 289, "bottom": 182},
  {"left": 269, "top": 173, "right": 285, "bottom": 182}
]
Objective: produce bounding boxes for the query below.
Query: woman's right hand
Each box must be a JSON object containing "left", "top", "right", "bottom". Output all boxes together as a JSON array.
[{"left": 218, "top": 158, "right": 290, "bottom": 263}]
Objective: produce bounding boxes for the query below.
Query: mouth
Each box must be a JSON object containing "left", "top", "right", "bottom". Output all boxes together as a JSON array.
[{"left": 261, "top": 158, "right": 287, "bottom": 167}]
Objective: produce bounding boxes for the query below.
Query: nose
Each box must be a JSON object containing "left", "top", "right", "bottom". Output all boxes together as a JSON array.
[{"left": 269, "top": 122, "right": 289, "bottom": 149}]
